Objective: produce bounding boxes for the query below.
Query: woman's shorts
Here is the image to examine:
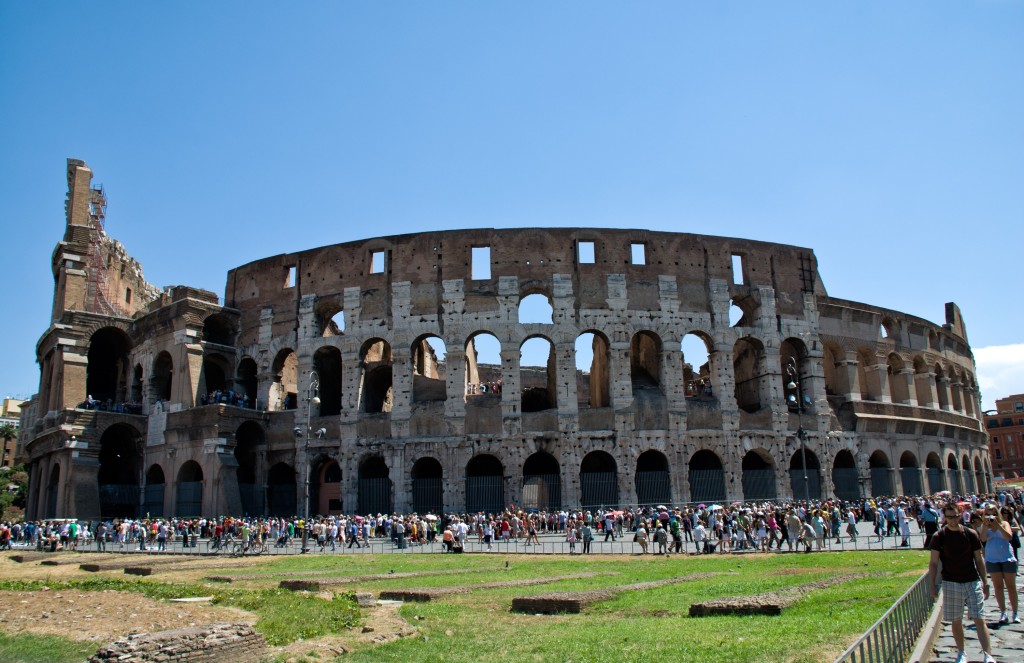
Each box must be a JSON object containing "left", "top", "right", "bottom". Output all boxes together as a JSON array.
[{"left": 987, "top": 560, "right": 1018, "bottom": 575}]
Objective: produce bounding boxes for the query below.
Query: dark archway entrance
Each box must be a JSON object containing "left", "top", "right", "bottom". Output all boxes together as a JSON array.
[
  {"left": 926, "top": 453, "right": 945, "bottom": 493},
  {"left": 143, "top": 465, "right": 165, "bottom": 517},
  {"left": 832, "top": 450, "right": 860, "bottom": 502},
  {"left": 175, "top": 461, "right": 203, "bottom": 517},
  {"left": 789, "top": 450, "right": 822, "bottom": 502},
  {"left": 689, "top": 450, "right": 726, "bottom": 503},
  {"left": 358, "top": 457, "right": 393, "bottom": 515},
  {"left": 741, "top": 450, "right": 777, "bottom": 501},
  {"left": 267, "top": 463, "right": 296, "bottom": 516},
  {"left": 87, "top": 328, "right": 132, "bottom": 404},
  {"left": 635, "top": 450, "right": 671, "bottom": 507},
  {"left": 869, "top": 451, "right": 893, "bottom": 497},
  {"left": 312, "top": 459, "right": 342, "bottom": 516},
  {"left": 46, "top": 464, "right": 60, "bottom": 518},
  {"left": 466, "top": 455, "right": 504, "bottom": 515},
  {"left": 900, "top": 452, "right": 922, "bottom": 496},
  {"left": 411, "top": 457, "right": 444, "bottom": 515},
  {"left": 522, "top": 452, "right": 561, "bottom": 511},
  {"left": 580, "top": 451, "right": 618, "bottom": 508},
  {"left": 235, "top": 422, "right": 264, "bottom": 516},
  {"left": 98, "top": 424, "right": 143, "bottom": 518}
]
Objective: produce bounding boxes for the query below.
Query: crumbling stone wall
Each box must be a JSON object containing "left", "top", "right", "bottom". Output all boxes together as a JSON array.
[{"left": 89, "top": 623, "right": 266, "bottom": 663}]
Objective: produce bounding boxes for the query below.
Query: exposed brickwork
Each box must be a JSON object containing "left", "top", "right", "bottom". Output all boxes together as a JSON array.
[
  {"left": 510, "top": 572, "right": 721, "bottom": 614},
  {"left": 688, "top": 573, "right": 866, "bottom": 616},
  {"left": 88, "top": 623, "right": 266, "bottom": 663}
]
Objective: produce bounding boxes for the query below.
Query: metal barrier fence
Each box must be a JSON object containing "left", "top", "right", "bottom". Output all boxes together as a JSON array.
[{"left": 834, "top": 572, "right": 934, "bottom": 663}]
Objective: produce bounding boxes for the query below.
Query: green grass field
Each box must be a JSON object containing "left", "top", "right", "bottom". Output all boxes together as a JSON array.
[{"left": 0, "top": 550, "right": 927, "bottom": 663}]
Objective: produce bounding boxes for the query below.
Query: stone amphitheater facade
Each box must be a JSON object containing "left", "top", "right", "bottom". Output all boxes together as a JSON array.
[{"left": 20, "top": 160, "right": 990, "bottom": 520}]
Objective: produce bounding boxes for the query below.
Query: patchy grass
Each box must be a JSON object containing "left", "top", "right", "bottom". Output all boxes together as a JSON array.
[
  {"left": 0, "top": 577, "right": 360, "bottom": 646},
  {"left": 0, "top": 631, "right": 95, "bottom": 663}
]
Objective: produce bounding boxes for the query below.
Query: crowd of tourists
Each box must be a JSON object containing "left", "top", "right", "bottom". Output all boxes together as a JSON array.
[{"left": 199, "top": 389, "right": 253, "bottom": 408}]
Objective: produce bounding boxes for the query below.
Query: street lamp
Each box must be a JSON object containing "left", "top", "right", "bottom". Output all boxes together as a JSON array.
[
  {"left": 301, "top": 370, "right": 320, "bottom": 553},
  {"left": 784, "top": 357, "right": 812, "bottom": 506}
]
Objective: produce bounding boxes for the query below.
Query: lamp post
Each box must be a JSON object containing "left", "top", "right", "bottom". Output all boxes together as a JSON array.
[
  {"left": 301, "top": 370, "right": 320, "bottom": 553},
  {"left": 784, "top": 357, "right": 812, "bottom": 507}
]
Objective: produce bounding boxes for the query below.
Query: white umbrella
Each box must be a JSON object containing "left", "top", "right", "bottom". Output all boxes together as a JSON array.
[{"left": 708, "top": 504, "right": 724, "bottom": 511}]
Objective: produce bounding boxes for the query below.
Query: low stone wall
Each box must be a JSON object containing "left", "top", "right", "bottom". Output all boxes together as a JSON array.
[{"left": 88, "top": 623, "right": 266, "bottom": 662}]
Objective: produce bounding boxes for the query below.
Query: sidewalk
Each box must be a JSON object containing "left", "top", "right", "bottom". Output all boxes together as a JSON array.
[{"left": 929, "top": 578, "right": 1024, "bottom": 662}]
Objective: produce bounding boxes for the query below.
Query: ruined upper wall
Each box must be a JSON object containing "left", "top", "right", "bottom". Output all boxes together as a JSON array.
[{"left": 225, "top": 228, "right": 820, "bottom": 346}]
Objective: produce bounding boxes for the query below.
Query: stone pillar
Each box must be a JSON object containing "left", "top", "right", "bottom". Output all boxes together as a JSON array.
[
  {"left": 555, "top": 340, "right": 579, "bottom": 431},
  {"left": 500, "top": 344, "right": 522, "bottom": 435},
  {"left": 865, "top": 363, "right": 889, "bottom": 403},
  {"left": 713, "top": 344, "right": 738, "bottom": 432},
  {"left": 936, "top": 377, "right": 953, "bottom": 412},
  {"left": 443, "top": 347, "right": 468, "bottom": 424},
  {"left": 950, "top": 381, "right": 966, "bottom": 415},
  {"left": 841, "top": 356, "right": 861, "bottom": 402},
  {"left": 897, "top": 369, "right": 917, "bottom": 406},
  {"left": 915, "top": 371, "right": 938, "bottom": 408}
]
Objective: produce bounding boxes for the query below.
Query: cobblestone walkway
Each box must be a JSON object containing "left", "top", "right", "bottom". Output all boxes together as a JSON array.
[{"left": 929, "top": 578, "right": 1024, "bottom": 663}]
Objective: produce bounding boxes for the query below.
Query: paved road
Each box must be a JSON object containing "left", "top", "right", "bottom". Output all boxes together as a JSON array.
[
  {"left": 929, "top": 577, "right": 1024, "bottom": 663},
  {"left": 7, "top": 520, "right": 932, "bottom": 556}
]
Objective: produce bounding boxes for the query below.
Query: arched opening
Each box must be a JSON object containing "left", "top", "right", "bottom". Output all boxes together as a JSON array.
[
  {"left": 899, "top": 451, "right": 922, "bottom": 495},
  {"left": 466, "top": 454, "right": 504, "bottom": 515},
  {"left": 974, "top": 457, "right": 985, "bottom": 495},
  {"left": 412, "top": 336, "right": 447, "bottom": 403},
  {"left": 234, "top": 422, "right": 264, "bottom": 515},
  {"left": 46, "top": 464, "right": 60, "bottom": 518},
  {"left": 313, "top": 459, "right": 342, "bottom": 515},
  {"left": 152, "top": 351, "right": 173, "bottom": 403},
  {"left": 314, "top": 346, "right": 343, "bottom": 416},
  {"left": 175, "top": 461, "right": 204, "bottom": 517},
  {"left": 733, "top": 337, "right": 766, "bottom": 413},
  {"left": 925, "top": 452, "right": 945, "bottom": 493},
  {"left": 269, "top": 349, "right": 298, "bottom": 411},
  {"left": 522, "top": 452, "right": 561, "bottom": 511},
  {"left": 202, "top": 313, "right": 235, "bottom": 346},
  {"left": 630, "top": 331, "right": 662, "bottom": 389},
  {"left": 465, "top": 332, "right": 502, "bottom": 401},
  {"left": 947, "top": 453, "right": 962, "bottom": 494},
  {"left": 913, "top": 357, "right": 931, "bottom": 407},
  {"left": 741, "top": 450, "right": 777, "bottom": 501},
  {"left": 518, "top": 292, "right": 553, "bottom": 324},
  {"left": 143, "top": 464, "right": 165, "bottom": 517},
  {"left": 689, "top": 450, "right": 726, "bottom": 503},
  {"left": 360, "top": 339, "right": 393, "bottom": 413},
  {"left": 822, "top": 344, "right": 842, "bottom": 397},
  {"left": 868, "top": 451, "right": 893, "bottom": 497},
  {"left": 887, "top": 354, "right": 909, "bottom": 404},
  {"left": 682, "top": 333, "right": 713, "bottom": 400},
  {"left": 236, "top": 357, "right": 258, "bottom": 407},
  {"left": 950, "top": 372, "right": 965, "bottom": 413},
  {"left": 131, "top": 364, "right": 143, "bottom": 404},
  {"left": 87, "top": 327, "right": 132, "bottom": 405},
  {"left": 266, "top": 463, "right": 296, "bottom": 516},
  {"left": 857, "top": 349, "right": 879, "bottom": 401},
  {"left": 98, "top": 424, "right": 142, "bottom": 518},
  {"left": 962, "top": 454, "right": 975, "bottom": 493},
  {"left": 322, "top": 309, "right": 345, "bottom": 337},
  {"left": 411, "top": 457, "right": 444, "bottom": 515},
  {"left": 521, "top": 336, "right": 556, "bottom": 412},
  {"left": 832, "top": 450, "right": 860, "bottom": 501},
  {"left": 576, "top": 331, "right": 610, "bottom": 408},
  {"left": 635, "top": 450, "right": 671, "bottom": 507},
  {"left": 358, "top": 456, "right": 393, "bottom": 515},
  {"left": 201, "top": 355, "right": 230, "bottom": 398},
  {"left": 880, "top": 318, "right": 895, "bottom": 339},
  {"left": 580, "top": 451, "right": 618, "bottom": 508},
  {"left": 789, "top": 450, "right": 822, "bottom": 501},
  {"left": 729, "top": 300, "right": 747, "bottom": 327},
  {"left": 781, "top": 338, "right": 812, "bottom": 410}
]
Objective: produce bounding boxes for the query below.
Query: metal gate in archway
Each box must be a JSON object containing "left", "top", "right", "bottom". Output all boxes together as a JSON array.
[
  {"left": 466, "top": 476, "right": 503, "bottom": 514},
  {"left": 789, "top": 470, "right": 821, "bottom": 502},
  {"left": 99, "top": 484, "right": 140, "bottom": 518},
  {"left": 689, "top": 469, "right": 726, "bottom": 504},
  {"left": 832, "top": 468, "right": 860, "bottom": 502},
  {"left": 238, "top": 483, "right": 263, "bottom": 516},
  {"left": 742, "top": 469, "right": 776, "bottom": 501},
  {"left": 358, "top": 478, "right": 393, "bottom": 516},
  {"left": 143, "top": 483, "right": 164, "bottom": 517},
  {"left": 927, "top": 468, "right": 945, "bottom": 494},
  {"left": 522, "top": 474, "right": 561, "bottom": 511},
  {"left": 635, "top": 470, "right": 671, "bottom": 507},
  {"left": 900, "top": 468, "right": 923, "bottom": 496},
  {"left": 870, "top": 468, "right": 893, "bottom": 497},
  {"left": 412, "top": 477, "right": 444, "bottom": 515},
  {"left": 175, "top": 481, "right": 203, "bottom": 517},
  {"left": 580, "top": 472, "right": 618, "bottom": 509}
]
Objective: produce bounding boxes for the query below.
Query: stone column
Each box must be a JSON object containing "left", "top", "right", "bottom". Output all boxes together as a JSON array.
[
  {"left": 712, "top": 344, "right": 738, "bottom": 432},
  {"left": 897, "top": 369, "right": 917, "bottom": 406},
  {"left": 915, "top": 371, "right": 938, "bottom": 408},
  {"left": 841, "top": 356, "right": 861, "bottom": 402},
  {"left": 500, "top": 344, "right": 522, "bottom": 435},
  {"left": 865, "top": 363, "right": 888, "bottom": 403},
  {"left": 936, "top": 377, "right": 953, "bottom": 412}
]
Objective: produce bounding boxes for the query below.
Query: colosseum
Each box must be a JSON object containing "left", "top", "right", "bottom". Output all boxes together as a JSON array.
[{"left": 19, "top": 159, "right": 991, "bottom": 520}]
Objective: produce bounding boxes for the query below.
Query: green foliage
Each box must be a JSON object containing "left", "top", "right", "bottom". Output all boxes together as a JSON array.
[{"left": 0, "top": 461, "right": 28, "bottom": 520}]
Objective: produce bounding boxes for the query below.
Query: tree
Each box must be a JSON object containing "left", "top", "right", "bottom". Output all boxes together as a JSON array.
[{"left": 0, "top": 422, "right": 16, "bottom": 468}]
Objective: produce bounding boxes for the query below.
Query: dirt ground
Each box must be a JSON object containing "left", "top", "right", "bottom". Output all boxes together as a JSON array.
[{"left": 0, "top": 553, "right": 418, "bottom": 659}]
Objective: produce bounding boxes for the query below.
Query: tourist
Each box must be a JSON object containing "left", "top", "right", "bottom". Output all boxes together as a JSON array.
[
  {"left": 980, "top": 503, "right": 1018, "bottom": 625},
  {"left": 929, "top": 502, "right": 997, "bottom": 663}
]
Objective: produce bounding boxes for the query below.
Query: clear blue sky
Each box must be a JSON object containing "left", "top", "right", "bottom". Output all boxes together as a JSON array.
[{"left": 2, "top": 2, "right": 1022, "bottom": 408}]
